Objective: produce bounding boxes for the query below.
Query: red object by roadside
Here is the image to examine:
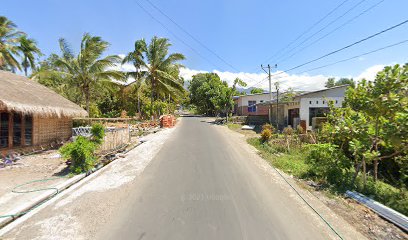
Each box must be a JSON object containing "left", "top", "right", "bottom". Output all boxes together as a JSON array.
[{"left": 160, "top": 115, "right": 176, "bottom": 128}]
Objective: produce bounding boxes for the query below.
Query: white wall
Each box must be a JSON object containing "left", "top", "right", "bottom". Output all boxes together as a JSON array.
[{"left": 297, "top": 86, "right": 347, "bottom": 130}]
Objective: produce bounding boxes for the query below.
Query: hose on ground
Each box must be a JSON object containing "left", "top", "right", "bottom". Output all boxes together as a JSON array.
[{"left": 0, "top": 177, "right": 66, "bottom": 219}]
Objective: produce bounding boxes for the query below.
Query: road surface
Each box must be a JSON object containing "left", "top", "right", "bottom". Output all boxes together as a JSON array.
[{"left": 98, "top": 117, "right": 334, "bottom": 240}]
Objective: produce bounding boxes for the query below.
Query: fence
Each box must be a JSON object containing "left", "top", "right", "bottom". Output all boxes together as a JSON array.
[{"left": 72, "top": 127, "right": 130, "bottom": 154}]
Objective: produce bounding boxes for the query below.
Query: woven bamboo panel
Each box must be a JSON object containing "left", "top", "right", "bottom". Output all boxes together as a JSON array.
[
  {"left": 99, "top": 128, "right": 130, "bottom": 153},
  {"left": 33, "top": 115, "right": 72, "bottom": 145}
]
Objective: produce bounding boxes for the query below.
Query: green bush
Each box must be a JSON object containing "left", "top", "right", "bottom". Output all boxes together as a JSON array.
[
  {"left": 60, "top": 136, "right": 98, "bottom": 174},
  {"left": 306, "top": 143, "right": 352, "bottom": 185},
  {"left": 296, "top": 125, "right": 304, "bottom": 134},
  {"left": 283, "top": 126, "right": 294, "bottom": 135},
  {"left": 91, "top": 123, "right": 105, "bottom": 145}
]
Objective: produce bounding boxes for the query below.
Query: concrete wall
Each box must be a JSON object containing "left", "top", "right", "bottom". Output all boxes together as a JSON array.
[{"left": 237, "top": 93, "right": 276, "bottom": 108}]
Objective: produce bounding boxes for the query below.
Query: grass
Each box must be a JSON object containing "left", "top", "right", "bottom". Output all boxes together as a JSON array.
[
  {"left": 246, "top": 136, "right": 408, "bottom": 216},
  {"left": 247, "top": 137, "right": 309, "bottom": 178}
]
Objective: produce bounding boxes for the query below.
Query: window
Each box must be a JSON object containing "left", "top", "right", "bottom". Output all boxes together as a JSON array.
[
  {"left": 248, "top": 101, "right": 256, "bottom": 112},
  {"left": 323, "top": 101, "right": 325, "bottom": 104},
  {"left": 0, "top": 113, "right": 9, "bottom": 148},
  {"left": 260, "top": 100, "right": 264, "bottom": 103},
  {"left": 13, "top": 113, "right": 22, "bottom": 146},
  {"left": 24, "top": 115, "right": 33, "bottom": 146},
  {"left": 335, "top": 100, "right": 338, "bottom": 104},
  {"left": 309, "top": 101, "right": 312, "bottom": 104},
  {"left": 316, "top": 101, "right": 319, "bottom": 104}
]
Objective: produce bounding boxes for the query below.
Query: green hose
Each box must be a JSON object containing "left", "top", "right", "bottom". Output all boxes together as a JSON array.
[{"left": 0, "top": 177, "right": 67, "bottom": 219}]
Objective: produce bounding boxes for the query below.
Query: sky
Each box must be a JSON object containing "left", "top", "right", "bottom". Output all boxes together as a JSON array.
[{"left": 2, "top": 0, "right": 408, "bottom": 91}]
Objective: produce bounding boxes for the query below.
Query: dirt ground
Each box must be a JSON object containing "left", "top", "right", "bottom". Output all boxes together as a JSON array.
[
  {"left": 0, "top": 150, "right": 68, "bottom": 197},
  {"left": 226, "top": 124, "right": 408, "bottom": 240}
]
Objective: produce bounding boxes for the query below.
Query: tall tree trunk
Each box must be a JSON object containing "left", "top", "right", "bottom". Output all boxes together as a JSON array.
[{"left": 24, "top": 66, "right": 28, "bottom": 77}]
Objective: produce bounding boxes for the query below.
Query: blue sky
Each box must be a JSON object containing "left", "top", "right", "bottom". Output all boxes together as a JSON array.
[{"left": 2, "top": 0, "right": 408, "bottom": 90}]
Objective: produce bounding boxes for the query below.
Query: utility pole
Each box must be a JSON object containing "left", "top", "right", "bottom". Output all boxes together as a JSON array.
[
  {"left": 274, "top": 81, "right": 280, "bottom": 131},
  {"left": 261, "top": 64, "right": 277, "bottom": 126}
]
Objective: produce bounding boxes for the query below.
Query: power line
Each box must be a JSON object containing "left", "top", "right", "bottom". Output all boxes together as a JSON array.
[
  {"left": 251, "top": 37, "right": 408, "bottom": 88},
  {"left": 143, "top": 0, "right": 241, "bottom": 72},
  {"left": 296, "top": 39, "right": 408, "bottom": 74},
  {"left": 272, "top": 19, "right": 408, "bottom": 76},
  {"left": 134, "top": 0, "right": 225, "bottom": 71},
  {"left": 278, "top": 0, "right": 385, "bottom": 64},
  {"left": 260, "top": 0, "right": 351, "bottom": 66},
  {"left": 274, "top": 0, "right": 369, "bottom": 63}
]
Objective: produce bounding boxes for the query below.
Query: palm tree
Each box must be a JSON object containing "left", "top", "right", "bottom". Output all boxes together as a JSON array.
[
  {"left": 0, "top": 16, "right": 24, "bottom": 71},
  {"left": 37, "top": 33, "right": 124, "bottom": 114},
  {"left": 124, "top": 36, "right": 185, "bottom": 118},
  {"left": 18, "top": 35, "right": 42, "bottom": 76}
]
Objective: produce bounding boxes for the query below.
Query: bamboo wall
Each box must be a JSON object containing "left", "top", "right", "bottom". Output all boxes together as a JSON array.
[{"left": 33, "top": 115, "right": 72, "bottom": 146}]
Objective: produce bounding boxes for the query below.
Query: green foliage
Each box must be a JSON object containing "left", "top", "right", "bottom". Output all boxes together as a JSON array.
[
  {"left": 59, "top": 136, "right": 98, "bottom": 174},
  {"left": 321, "top": 64, "right": 408, "bottom": 186},
  {"left": 59, "top": 124, "right": 105, "bottom": 174},
  {"left": 250, "top": 87, "right": 264, "bottom": 94},
  {"left": 189, "top": 73, "right": 246, "bottom": 116},
  {"left": 306, "top": 144, "right": 352, "bottom": 185},
  {"left": 325, "top": 77, "right": 355, "bottom": 88},
  {"left": 296, "top": 125, "right": 304, "bottom": 134},
  {"left": 91, "top": 123, "right": 105, "bottom": 145}
]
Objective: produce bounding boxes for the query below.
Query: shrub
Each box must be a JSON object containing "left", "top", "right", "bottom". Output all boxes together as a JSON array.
[
  {"left": 296, "top": 125, "right": 304, "bottom": 134},
  {"left": 260, "top": 128, "right": 272, "bottom": 143},
  {"left": 262, "top": 123, "right": 274, "bottom": 133},
  {"left": 60, "top": 136, "right": 98, "bottom": 174},
  {"left": 283, "top": 126, "right": 294, "bottom": 135},
  {"left": 306, "top": 143, "right": 352, "bottom": 185},
  {"left": 90, "top": 123, "right": 105, "bottom": 145}
]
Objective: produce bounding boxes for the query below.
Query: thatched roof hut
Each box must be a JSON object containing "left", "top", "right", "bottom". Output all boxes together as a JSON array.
[
  {"left": 0, "top": 70, "right": 87, "bottom": 150},
  {"left": 0, "top": 70, "right": 87, "bottom": 117}
]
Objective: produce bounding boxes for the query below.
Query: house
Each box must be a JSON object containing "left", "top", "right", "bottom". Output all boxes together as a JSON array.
[
  {"left": 233, "top": 92, "right": 276, "bottom": 116},
  {"left": 0, "top": 70, "right": 88, "bottom": 151},
  {"left": 253, "top": 85, "right": 348, "bottom": 130}
]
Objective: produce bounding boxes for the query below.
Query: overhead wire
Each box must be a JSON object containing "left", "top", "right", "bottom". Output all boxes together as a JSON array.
[
  {"left": 274, "top": 0, "right": 370, "bottom": 63},
  {"left": 260, "top": 0, "right": 351, "bottom": 66},
  {"left": 278, "top": 0, "right": 386, "bottom": 64}
]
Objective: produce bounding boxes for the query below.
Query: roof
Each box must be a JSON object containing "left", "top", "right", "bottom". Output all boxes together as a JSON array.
[
  {"left": 295, "top": 85, "right": 349, "bottom": 97},
  {"left": 0, "top": 70, "right": 88, "bottom": 117}
]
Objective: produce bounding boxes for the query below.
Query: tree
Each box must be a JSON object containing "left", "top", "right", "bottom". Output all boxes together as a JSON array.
[
  {"left": 250, "top": 87, "right": 264, "bottom": 94},
  {"left": 321, "top": 64, "right": 408, "bottom": 186},
  {"left": 325, "top": 77, "right": 355, "bottom": 88},
  {"left": 188, "top": 73, "right": 246, "bottom": 117},
  {"left": 35, "top": 33, "right": 124, "bottom": 114},
  {"left": 0, "top": 16, "right": 24, "bottom": 71},
  {"left": 325, "top": 77, "right": 335, "bottom": 88},
  {"left": 125, "top": 37, "right": 185, "bottom": 118},
  {"left": 18, "top": 35, "right": 42, "bottom": 76}
]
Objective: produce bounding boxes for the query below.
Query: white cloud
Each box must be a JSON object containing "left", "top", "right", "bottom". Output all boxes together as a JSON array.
[
  {"left": 179, "top": 64, "right": 390, "bottom": 92},
  {"left": 355, "top": 64, "right": 385, "bottom": 81}
]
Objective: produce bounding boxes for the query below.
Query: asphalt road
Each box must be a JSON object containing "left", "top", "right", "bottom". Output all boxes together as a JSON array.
[{"left": 99, "top": 117, "right": 332, "bottom": 240}]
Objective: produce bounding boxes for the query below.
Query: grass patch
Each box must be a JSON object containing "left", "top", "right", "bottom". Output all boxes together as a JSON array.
[
  {"left": 247, "top": 137, "right": 309, "bottom": 178},
  {"left": 247, "top": 137, "right": 408, "bottom": 215},
  {"left": 226, "top": 123, "right": 242, "bottom": 131}
]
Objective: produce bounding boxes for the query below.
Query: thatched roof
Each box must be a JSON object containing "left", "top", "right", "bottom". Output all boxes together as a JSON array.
[{"left": 0, "top": 70, "right": 88, "bottom": 117}]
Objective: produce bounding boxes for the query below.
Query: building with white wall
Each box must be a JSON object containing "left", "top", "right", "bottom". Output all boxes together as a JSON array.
[{"left": 242, "top": 85, "right": 348, "bottom": 131}]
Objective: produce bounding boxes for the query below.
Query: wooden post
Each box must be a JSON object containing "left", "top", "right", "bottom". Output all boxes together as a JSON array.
[{"left": 8, "top": 113, "right": 13, "bottom": 149}]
